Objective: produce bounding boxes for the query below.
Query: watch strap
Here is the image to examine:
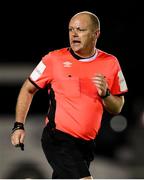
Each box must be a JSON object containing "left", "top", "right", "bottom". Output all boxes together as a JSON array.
[{"left": 101, "top": 88, "right": 111, "bottom": 99}]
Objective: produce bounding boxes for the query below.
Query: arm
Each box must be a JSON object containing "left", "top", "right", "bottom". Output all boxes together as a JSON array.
[
  {"left": 15, "top": 79, "right": 38, "bottom": 123},
  {"left": 92, "top": 74, "right": 125, "bottom": 114},
  {"left": 102, "top": 94, "right": 124, "bottom": 114},
  {"left": 11, "top": 79, "right": 38, "bottom": 146}
]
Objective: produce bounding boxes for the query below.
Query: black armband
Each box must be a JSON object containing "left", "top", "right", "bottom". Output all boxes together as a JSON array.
[{"left": 12, "top": 122, "right": 25, "bottom": 134}]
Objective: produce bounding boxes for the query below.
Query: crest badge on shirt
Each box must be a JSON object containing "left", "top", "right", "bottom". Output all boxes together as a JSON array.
[{"left": 63, "top": 61, "right": 72, "bottom": 68}]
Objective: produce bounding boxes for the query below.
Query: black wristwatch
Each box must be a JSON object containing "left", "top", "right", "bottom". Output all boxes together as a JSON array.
[{"left": 101, "top": 88, "right": 111, "bottom": 99}]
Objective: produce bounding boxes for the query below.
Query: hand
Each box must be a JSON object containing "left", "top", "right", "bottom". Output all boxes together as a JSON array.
[
  {"left": 11, "top": 129, "right": 25, "bottom": 150},
  {"left": 92, "top": 73, "right": 108, "bottom": 97}
]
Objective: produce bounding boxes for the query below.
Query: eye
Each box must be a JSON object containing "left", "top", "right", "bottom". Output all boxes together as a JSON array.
[
  {"left": 68, "top": 28, "right": 73, "bottom": 32},
  {"left": 68, "top": 27, "right": 87, "bottom": 32},
  {"left": 77, "top": 27, "right": 86, "bottom": 31}
]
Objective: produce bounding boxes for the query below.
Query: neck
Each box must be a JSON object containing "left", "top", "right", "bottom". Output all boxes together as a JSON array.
[
  {"left": 69, "top": 48, "right": 97, "bottom": 60},
  {"left": 74, "top": 48, "right": 96, "bottom": 58}
]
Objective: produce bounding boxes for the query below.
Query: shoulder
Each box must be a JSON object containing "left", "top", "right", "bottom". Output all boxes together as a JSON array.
[
  {"left": 98, "top": 49, "right": 117, "bottom": 60},
  {"left": 41, "top": 48, "right": 69, "bottom": 65},
  {"left": 45, "top": 47, "right": 69, "bottom": 58},
  {"left": 41, "top": 48, "right": 70, "bottom": 66},
  {"left": 98, "top": 49, "right": 120, "bottom": 65}
]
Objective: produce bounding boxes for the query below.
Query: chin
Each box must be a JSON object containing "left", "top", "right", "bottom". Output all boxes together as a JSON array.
[{"left": 71, "top": 46, "right": 82, "bottom": 53}]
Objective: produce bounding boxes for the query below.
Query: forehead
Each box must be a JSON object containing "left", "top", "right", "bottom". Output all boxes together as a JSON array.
[{"left": 69, "top": 14, "right": 92, "bottom": 27}]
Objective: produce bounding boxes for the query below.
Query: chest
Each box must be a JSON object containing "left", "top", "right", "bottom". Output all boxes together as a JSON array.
[
  {"left": 51, "top": 58, "right": 116, "bottom": 98},
  {"left": 52, "top": 58, "right": 115, "bottom": 81}
]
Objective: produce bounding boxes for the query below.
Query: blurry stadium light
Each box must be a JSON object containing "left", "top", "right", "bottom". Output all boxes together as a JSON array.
[
  {"left": 110, "top": 115, "right": 127, "bottom": 132},
  {"left": 0, "top": 63, "right": 33, "bottom": 84}
]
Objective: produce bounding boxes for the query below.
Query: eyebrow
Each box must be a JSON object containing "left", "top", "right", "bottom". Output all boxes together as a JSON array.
[{"left": 68, "top": 27, "right": 87, "bottom": 32}]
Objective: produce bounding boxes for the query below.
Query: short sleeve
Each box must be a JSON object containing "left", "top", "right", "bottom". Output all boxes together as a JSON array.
[
  {"left": 29, "top": 53, "right": 53, "bottom": 88},
  {"left": 110, "top": 59, "right": 128, "bottom": 95}
]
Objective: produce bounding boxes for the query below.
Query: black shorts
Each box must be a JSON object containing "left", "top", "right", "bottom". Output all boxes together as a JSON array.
[{"left": 41, "top": 124, "right": 95, "bottom": 179}]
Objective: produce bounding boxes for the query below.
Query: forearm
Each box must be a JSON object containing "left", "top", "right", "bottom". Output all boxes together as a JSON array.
[
  {"left": 102, "top": 95, "right": 124, "bottom": 115},
  {"left": 11, "top": 79, "right": 38, "bottom": 147},
  {"left": 15, "top": 79, "right": 37, "bottom": 124},
  {"left": 16, "top": 91, "right": 34, "bottom": 124}
]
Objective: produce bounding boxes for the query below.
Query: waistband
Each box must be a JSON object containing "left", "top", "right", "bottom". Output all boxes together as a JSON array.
[{"left": 45, "top": 123, "right": 94, "bottom": 145}]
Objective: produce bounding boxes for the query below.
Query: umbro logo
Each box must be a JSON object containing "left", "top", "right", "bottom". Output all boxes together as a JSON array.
[{"left": 63, "top": 61, "right": 72, "bottom": 67}]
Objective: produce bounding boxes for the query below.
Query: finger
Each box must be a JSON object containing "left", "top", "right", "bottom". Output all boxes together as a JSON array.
[
  {"left": 94, "top": 73, "right": 106, "bottom": 78},
  {"left": 92, "top": 77, "right": 101, "bottom": 84},
  {"left": 93, "top": 79, "right": 104, "bottom": 87},
  {"left": 92, "top": 77, "right": 105, "bottom": 84},
  {"left": 11, "top": 138, "right": 15, "bottom": 146},
  {"left": 11, "top": 134, "right": 16, "bottom": 146},
  {"left": 14, "top": 137, "right": 21, "bottom": 146},
  {"left": 11, "top": 133, "right": 20, "bottom": 146},
  {"left": 95, "top": 83, "right": 102, "bottom": 89},
  {"left": 20, "top": 133, "right": 25, "bottom": 144}
]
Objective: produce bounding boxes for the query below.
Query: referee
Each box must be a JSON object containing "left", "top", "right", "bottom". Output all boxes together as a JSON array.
[{"left": 11, "top": 11, "right": 128, "bottom": 179}]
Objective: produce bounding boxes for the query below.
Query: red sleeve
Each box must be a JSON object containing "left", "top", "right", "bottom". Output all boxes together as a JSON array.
[
  {"left": 110, "top": 59, "right": 128, "bottom": 95},
  {"left": 29, "top": 53, "right": 53, "bottom": 88}
]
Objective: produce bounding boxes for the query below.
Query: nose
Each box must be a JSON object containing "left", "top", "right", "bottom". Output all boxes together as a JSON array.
[
  {"left": 71, "top": 29, "right": 78, "bottom": 36},
  {"left": 72, "top": 29, "right": 78, "bottom": 37}
]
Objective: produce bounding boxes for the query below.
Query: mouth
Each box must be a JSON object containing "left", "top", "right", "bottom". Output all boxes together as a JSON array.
[{"left": 72, "top": 40, "right": 81, "bottom": 45}]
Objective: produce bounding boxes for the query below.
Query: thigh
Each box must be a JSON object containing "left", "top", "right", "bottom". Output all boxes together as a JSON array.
[
  {"left": 41, "top": 127, "right": 91, "bottom": 179},
  {"left": 76, "top": 139, "right": 95, "bottom": 168}
]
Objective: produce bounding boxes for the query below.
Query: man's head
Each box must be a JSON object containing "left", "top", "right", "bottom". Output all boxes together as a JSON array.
[{"left": 69, "top": 11, "right": 100, "bottom": 57}]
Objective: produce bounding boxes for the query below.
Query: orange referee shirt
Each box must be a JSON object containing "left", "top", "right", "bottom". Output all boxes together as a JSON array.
[{"left": 29, "top": 48, "right": 128, "bottom": 140}]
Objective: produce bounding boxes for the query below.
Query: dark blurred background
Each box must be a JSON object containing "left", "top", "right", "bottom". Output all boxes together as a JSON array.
[{"left": 0, "top": 0, "right": 144, "bottom": 178}]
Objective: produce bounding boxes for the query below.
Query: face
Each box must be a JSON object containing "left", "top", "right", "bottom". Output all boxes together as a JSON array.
[{"left": 69, "top": 14, "right": 99, "bottom": 57}]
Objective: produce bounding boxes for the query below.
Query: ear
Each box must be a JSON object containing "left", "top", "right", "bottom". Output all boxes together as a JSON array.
[{"left": 95, "top": 30, "right": 100, "bottom": 39}]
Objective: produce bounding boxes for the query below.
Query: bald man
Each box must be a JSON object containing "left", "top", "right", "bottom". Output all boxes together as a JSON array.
[{"left": 11, "top": 11, "right": 128, "bottom": 179}]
